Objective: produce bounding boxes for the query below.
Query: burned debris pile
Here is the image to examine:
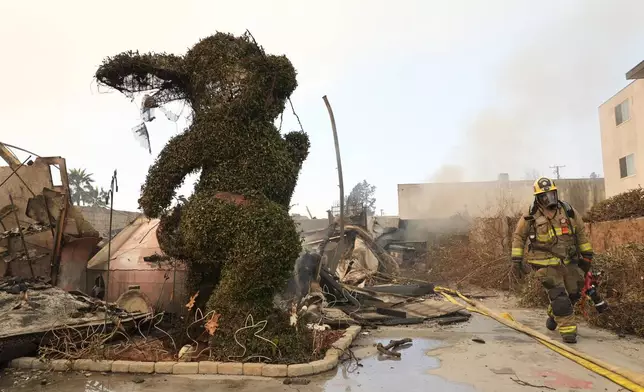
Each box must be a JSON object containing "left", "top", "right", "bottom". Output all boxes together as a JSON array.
[
  {"left": 1, "top": 223, "right": 50, "bottom": 240},
  {"left": 0, "top": 154, "right": 101, "bottom": 285},
  {"left": 290, "top": 217, "right": 471, "bottom": 334},
  {"left": 0, "top": 277, "right": 150, "bottom": 363},
  {"left": 294, "top": 261, "right": 467, "bottom": 330},
  {"left": 0, "top": 276, "right": 51, "bottom": 293},
  {"left": 0, "top": 145, "right": 117, "bottom": 364}
]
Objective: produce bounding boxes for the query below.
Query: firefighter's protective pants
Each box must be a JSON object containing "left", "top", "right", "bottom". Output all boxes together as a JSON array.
[{"left": 533, "top": 263, "right": 584, "bottom": 339}]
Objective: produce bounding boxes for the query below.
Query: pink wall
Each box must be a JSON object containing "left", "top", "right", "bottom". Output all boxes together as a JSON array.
[
  {"left": 586, "top": 217, "right": 644, "bottom": 253},
  {"left": 86, "top": 218, "right": 187, "bottom": 312}
]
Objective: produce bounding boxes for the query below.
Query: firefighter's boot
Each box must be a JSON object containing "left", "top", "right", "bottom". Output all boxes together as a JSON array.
[
  {"left": 562, "top": 333, "right": 578, "bottom": 344},
  {"left": 559, "top": 325, "right": 578, "bottom": 344},
  {"left": 560, "top": 292, "right": 581, "bottom": 342}
]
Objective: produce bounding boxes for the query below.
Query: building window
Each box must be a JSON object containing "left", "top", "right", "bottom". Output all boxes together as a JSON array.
[
  {"left": 615, "top": 98, "right": 630, "bottom": 126},
  {"left": 619, "top": 153, "right": 636, "bottom": 178}
]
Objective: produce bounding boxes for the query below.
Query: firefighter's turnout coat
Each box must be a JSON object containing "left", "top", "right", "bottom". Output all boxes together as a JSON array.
[{"left": 512, "top": 202, "right": 592, "bottom": 266}]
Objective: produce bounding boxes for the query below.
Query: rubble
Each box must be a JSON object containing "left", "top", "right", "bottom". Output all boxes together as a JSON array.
[
  {"left": 0, "top": 223, "right": 50, "bottom": 240},
  {"left": 1, "top": 149, "right": 101, "bottom": 291},
  {"left": 0, "top": 277, "right": 150, "bottom": 363},
  {"left": 336, "top": 236, "right": 379, "bottom": 285},
  {"left": 0, "top": 276, "right": 51, "bottom": 293},
  {"left": 289, "top": 225, "right": 470, "bottom": 331},
  {"left": 367, "top": 283, "right": 435, "bottom": 297}
]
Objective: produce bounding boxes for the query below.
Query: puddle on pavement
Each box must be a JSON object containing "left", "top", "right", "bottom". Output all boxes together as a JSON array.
[
  {"left": 0, "top": 372, "right": 116, "bottom": 392},
  {"left": 322, "top": 337, "right": 476, "bottom": 392},
  {"left": 0, "top": 373, "right": 259, "bottom": 392},
  {"left": 83, "top": 379, "right": 115, "bottom": 392}
]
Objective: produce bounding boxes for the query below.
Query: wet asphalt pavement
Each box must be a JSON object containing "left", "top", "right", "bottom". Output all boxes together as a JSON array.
[
  {"left": 1, "top": 307, "right": 642, "bottom": 392},
  {"left": 0, "top": 337, "right": 474, "bottom": 392}
]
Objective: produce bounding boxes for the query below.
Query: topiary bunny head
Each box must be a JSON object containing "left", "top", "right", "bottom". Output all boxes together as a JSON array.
[
  {"left": 96, "top": 31, "right": 297, "bottom": 122},
  {"left": 184, "top": 33, "right": 297, "bottom": 121}
]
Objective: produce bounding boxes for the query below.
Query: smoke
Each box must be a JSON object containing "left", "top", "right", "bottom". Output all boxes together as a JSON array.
[
  {"left": 456, "top": 0, "right": 644, "bottom": 181},
  {"left": 408, "top": 1, "right": 644, "bottom": 220},
  {"left": 430, "top": 165, "right": 465, "bottom": 183}
]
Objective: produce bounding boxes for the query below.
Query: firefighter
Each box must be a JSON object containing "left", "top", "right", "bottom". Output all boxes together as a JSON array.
[{"left": 511, "top": 177, "right": 593, "bottom": 344}]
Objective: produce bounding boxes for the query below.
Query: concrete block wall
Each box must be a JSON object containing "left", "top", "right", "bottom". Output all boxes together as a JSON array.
[
  {"left": 398, "top": 178, "right": 605, "bottom": 220},
  {"left": 77, "top": 206, "right": 141, "bottom": 238}
]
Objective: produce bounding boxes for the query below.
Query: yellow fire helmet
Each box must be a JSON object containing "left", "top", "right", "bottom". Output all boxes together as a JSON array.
[
  {"left": 533, "top": 177, "right": 557, "bottom": 195},
  {"left": 533, "top": 177, "right": 558, "bottom": 208}
]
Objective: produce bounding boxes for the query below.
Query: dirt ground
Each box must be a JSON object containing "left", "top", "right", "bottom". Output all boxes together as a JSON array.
[{"left": 1, "top": 294, "right": 642, "bottom": 392}]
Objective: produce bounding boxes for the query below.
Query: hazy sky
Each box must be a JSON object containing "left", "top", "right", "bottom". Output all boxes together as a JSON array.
[{"left": 1, "top": 0, "right": 643, "bottom": 217}]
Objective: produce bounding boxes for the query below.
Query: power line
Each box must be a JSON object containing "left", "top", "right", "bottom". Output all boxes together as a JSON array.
[{"left": 550, "top": 164, "right": 566, "bottom": 179}]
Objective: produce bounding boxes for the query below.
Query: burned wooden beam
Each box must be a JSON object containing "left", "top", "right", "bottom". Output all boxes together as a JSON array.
[
  {"left": 437, "top": 314, "right": 471, "bottom": 326},
  {"left": 376, "top": 338, "right": 412, "bottom": 358},
  {"left": 379, "top": 317, "right": 424, "bottom": 326},
  {"left": 368, "top": 283, "right": 435, "bottom": 297},
  {"left": 376, "top": 307, "right": 407, "bottom": 318},
  {"left": 0, "top": 143, "right": 21, "bottom": 169}
]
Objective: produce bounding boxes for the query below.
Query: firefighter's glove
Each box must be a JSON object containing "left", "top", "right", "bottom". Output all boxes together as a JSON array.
[
  {"left": 595, "top": 299, "right": 609, "bottom": 314},
  {"left": 579, "top": 252, "right": 593, "bottom": 274},
  {"left": 512, "top": 258, "right": 525, "bottom": 278}
]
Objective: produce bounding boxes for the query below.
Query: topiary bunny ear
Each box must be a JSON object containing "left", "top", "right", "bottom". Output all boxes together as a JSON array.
[{"left": 95, "top": 51, "right": 188, "bottom": 105}]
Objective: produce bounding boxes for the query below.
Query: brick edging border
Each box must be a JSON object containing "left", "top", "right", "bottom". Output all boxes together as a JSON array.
[{"left": 9, "top": 325, "right": 361, "bottom": 378}]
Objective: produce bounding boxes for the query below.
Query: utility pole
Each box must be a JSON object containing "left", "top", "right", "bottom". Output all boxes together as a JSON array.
[
  {"left": 104, "top": 169, "right": 118, "bottom": 315},
  {"left": 550, "top": 164, "right": 565, "bottom": 179},
  {"left": 323, "top": 95, "right": 344, "bottom": 274}
]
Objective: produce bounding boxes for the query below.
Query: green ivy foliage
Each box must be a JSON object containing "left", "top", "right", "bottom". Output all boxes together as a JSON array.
[{"left": 96, "top": 32, "right": 310, "bottom": 360}]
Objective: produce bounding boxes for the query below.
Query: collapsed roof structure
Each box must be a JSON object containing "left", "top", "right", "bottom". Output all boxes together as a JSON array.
[{"left": 0, "top": 142, "right": 101, "bottom": 290}]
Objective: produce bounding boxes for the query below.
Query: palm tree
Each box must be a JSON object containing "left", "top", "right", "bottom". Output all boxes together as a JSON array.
[
  {"left": 68, "top": 168, "right": 95, "bottom": 206},
  {"left": 87, "top": 186, "right": 109, "bottom": 208}
]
